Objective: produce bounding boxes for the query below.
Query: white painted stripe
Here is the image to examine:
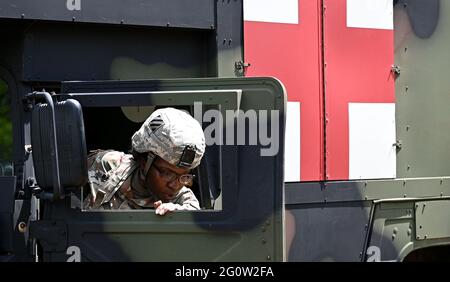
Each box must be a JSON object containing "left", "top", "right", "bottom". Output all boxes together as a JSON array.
[
  {"left": 347, "top": 0, "right": 393, "bottom": 30},
  {"left": 349, "top": 103, "right": 396, "bottom": 180},
  {"left": 244, "top": 0, "right": 299, "bottom": 24},
  {"left": 284, "top": 102, "right": 301, "bottom": 182}
]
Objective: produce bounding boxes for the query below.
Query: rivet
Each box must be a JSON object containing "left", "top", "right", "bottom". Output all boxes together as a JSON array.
[
  {"left": 393, "top": 227, "right": 398, "bottom": 234},
  {"left": 424, "top": 235, "right": 428, "bottom": 239},
  {"left": 266, "top": 256, "right": 271, "bottom": 261},
  {"left": 262, "top": 239, "right": 266, "bottom": 245},
  {"left": 419, "top": 225, "right": 422, "bottom": 229},
  {"left": 18, "top": 222, "right": 27, "bottom": 233}
]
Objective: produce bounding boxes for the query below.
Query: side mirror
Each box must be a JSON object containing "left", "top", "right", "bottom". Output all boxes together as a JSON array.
[{"left": 30, "top": 93, "right": 87, "bottom": 200}]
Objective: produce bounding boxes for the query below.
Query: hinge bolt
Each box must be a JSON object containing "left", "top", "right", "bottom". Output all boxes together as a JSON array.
[
  {"left": 393, "top": 140, "right": 402, "bottom": 149},
  {"left": 391, "top": 65, "right": 401, "bottom": 77},
  {"left": 18, "top": 222, "right": 27, "bottom": 233}
]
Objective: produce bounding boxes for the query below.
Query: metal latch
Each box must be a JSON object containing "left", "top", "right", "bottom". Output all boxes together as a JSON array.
[{"left": 235, "top": 61, "right": 251, "bottom": 76}]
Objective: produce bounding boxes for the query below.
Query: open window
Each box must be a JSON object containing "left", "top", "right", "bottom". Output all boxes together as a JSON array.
[
  {"left": 78, "top": 103, "right": 221, "bottom": 210},
  {"left": 70, "top": 90, "right": 238, "bottom": 212}
]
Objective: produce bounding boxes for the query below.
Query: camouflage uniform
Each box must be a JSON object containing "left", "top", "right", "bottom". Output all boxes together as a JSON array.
[{"left": 83, "top": 150, "right": 200, "bottom": 210}]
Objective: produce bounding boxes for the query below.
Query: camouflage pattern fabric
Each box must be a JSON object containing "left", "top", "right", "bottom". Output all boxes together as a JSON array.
[
  {"left": 83, "top": 150, "right": 200, "bottom": 210},
  {"left": 131, "top": 108, "right": 205, "bottom": 169}
]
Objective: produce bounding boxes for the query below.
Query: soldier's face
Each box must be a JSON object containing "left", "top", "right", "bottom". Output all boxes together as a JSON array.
[{"left": 146, "top": 157, "right": 190, "bottom": 201}]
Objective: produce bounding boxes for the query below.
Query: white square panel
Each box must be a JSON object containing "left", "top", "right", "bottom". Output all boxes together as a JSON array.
[
  {"left": 347, "top": 0, "right": 393, "bottom": 30},
  {"left": 349, "top": 103, "right": 396, "bottom": 179},
  {"left": 244, "top": 0, "right": 299, "bottom": 24},
  {"left": 284, "top": 102, "right": 301, "bottom": 182}
]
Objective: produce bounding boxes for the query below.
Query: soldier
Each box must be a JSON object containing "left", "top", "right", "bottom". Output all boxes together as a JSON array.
[{"left": 83, "top": 107, "right": 206, "bottom": 215}]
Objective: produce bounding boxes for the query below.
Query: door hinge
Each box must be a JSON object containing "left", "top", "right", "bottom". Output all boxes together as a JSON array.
[
  {"left": 393, "top": 140, "right": 402, "bottom": 150},
  {"left": 235, "top": 61, "right": 251, "bottom": 76},
  {"left": 391, "top": 65, "right": 401, "bottom": 77}
]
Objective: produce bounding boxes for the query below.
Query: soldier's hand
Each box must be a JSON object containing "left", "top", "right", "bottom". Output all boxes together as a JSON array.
[{"left": 154, "top": 201, "right": 177, "bottom": 215}]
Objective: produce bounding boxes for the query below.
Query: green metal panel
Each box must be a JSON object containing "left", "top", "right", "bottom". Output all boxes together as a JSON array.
[
  {"left": 216, "top": 0, "right": 243, "bottom": 77},
  {"left": 286, "top": 177, "right": 450, "bottom": 204},
  {"left": 65, "top": 212, "right": 279, "bottom": 262},
  {"left": 366, "top": 197, "right": 450, "bottom": 261},
  {"left": 288, "top": 178, "right": 450, "bottom": 261},
  {"left": 395, "top": 2, "right": 450, "bottom": 178},
  {"left": 368, "top": 201, "right": 414, "bottom": 261},
  {"left": 415, "top": 200, "right": 450, "bottom": 240}
]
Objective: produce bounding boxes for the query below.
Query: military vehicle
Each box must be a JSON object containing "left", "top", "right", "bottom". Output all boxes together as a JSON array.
[{"left": 0, "top": 0, "right": 449, "bottom": 262}]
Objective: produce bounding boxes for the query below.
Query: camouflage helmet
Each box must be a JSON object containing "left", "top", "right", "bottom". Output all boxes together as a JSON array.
[{"left": 131, "top": 107, "right": 205, "bottom": 169}]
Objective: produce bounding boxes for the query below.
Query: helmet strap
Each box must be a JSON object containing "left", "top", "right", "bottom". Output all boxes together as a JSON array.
[{"left": 141, "top": 152, "right": 156, "bottom": 181}]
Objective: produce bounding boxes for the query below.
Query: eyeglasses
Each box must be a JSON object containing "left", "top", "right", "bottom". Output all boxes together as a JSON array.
[{"left": 152, "top": 164, "right": 195, "bottom": 186}]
